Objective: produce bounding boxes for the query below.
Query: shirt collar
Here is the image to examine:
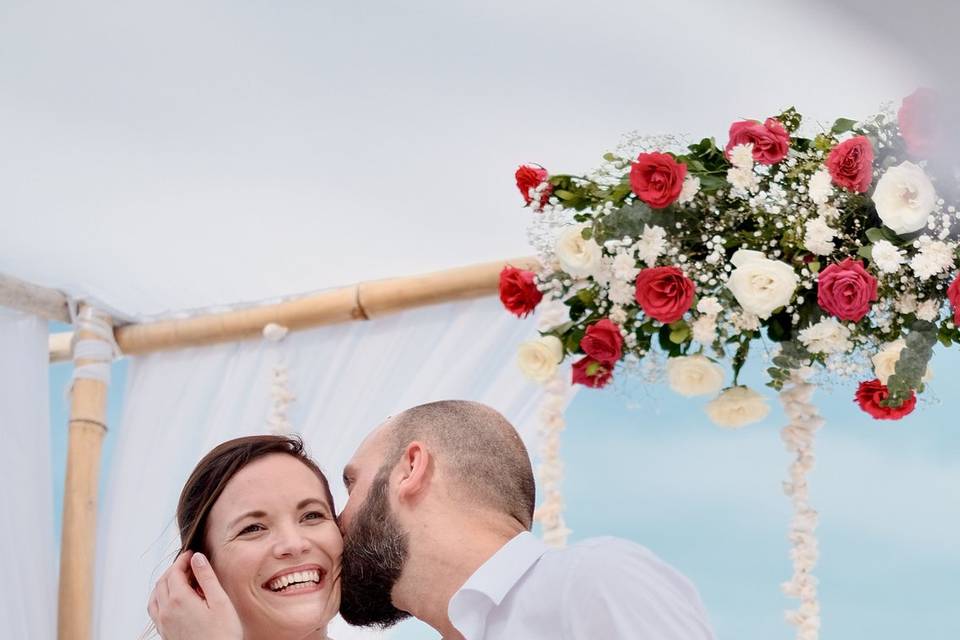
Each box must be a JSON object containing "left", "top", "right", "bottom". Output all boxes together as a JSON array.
[{"left": 455, "top": 531, "right": 549, "bottom": 606}]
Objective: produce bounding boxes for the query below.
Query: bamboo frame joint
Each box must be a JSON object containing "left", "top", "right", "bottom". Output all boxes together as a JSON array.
[{"left": 68, "top": 418, "right": 109, "bottom": 432}]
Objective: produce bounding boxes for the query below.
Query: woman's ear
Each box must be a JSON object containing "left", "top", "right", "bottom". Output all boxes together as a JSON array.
[{"left": 395, "top": 441, "right": 431, "bottom": 503}]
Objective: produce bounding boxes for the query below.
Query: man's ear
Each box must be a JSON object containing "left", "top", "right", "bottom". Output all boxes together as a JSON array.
[{"left": 395, "top": 441, "right": 431, "bottom": 503}]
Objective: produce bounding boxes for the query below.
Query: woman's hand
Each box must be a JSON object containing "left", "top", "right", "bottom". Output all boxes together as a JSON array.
[{"left": 148, "top": 551, "right": 243, "bottom": 640}]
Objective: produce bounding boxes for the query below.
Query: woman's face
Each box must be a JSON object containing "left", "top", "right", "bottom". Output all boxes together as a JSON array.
[{"left": 204, "top": 453, "right": 342, "bottom": 638}]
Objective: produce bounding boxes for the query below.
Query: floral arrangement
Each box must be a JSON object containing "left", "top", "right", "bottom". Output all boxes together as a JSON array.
[{"left": 502, "top": 90, "right": 959, "bottom": 425}]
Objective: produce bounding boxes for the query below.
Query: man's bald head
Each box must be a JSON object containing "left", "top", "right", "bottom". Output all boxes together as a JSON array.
[{"left": 379, "top": 400, "right": 535, "bottom": 529}]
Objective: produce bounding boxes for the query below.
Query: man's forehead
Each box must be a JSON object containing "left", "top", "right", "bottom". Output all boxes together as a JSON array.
[{"left": 346, "top": 421, "right": 392, "bottom": 470}]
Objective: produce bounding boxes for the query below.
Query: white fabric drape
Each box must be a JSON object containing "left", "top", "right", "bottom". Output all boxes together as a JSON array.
[
  {"left": 95, "top": 297, "right": 546, "bottom": 639},
  {"left": 0, "top": 307, "right": 54, "bottom": 639}
]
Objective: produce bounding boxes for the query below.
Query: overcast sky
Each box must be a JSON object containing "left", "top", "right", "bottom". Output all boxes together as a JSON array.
[{"left": 2, "top": 0, "right": 927, "bottom": 319}]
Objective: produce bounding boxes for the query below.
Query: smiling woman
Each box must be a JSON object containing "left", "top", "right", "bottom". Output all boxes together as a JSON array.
[{"left": 150, "top": 435, "right": 342, "bottom": 640}]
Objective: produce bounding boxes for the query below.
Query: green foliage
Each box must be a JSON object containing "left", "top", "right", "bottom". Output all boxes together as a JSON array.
[
  {"left": 884, "top": 320, "right": 937, "bottom": 407},
  {"left": 766, "top": 311, "right": 793, "bottom": 343},
  {"left": 776, "top": 106, "right": 802, "bottom": 133},
  {"left": 731, "top": 338, "right": 751, "bottom": 385},
  {"left": 830, "top": 117, "right": 858, "bottom": 136},
  {"left": 865, "top": 226, "right": 901, "bottom": 244},
  {"left": 765, "top": 340, "right": 813, "bottom": 391},
  {"left": 658, "top": 325, "right": 683, "bottom": 357},
  {"left": 592, "top": 202, "right": 651, "bottom": 243},
  {"left": 669, "top": 320, "right": 690, "bottom": 344}
]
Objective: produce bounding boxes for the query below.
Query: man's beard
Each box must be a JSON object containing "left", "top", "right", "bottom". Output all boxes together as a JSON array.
[{"left": 339, "top": 472, "right": 411, "bottom": 628}]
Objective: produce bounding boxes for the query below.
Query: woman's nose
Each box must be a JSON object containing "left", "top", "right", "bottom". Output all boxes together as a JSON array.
[{"left": 272, "top": 526, "right": 311, "bottom": 557}]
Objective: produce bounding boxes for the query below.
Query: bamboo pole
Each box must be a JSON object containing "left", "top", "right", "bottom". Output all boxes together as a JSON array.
[
  {"left": 58, "top": 307, "right": 113, "bottom": 640},
  {"left": 0, "top": 272, "right": 70, "bottom": 322},
  {"left": 48, "top": 257, "right": 540, "bottom": 361},
  {"left": 49, "top": 331, "right": 73, "bottom": 363}
]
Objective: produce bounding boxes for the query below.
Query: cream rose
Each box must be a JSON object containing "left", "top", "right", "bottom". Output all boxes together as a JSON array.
[
  {"left": 666, "top": 355, "right": 725, "bottom": 397},
  {"left": 705, "top": 386, "right": 771, "bottom": 428},
  {"left": 871, "top": 339, "right": 933, "bottom": 386},
  {"left": 726, "top": 250, "right": 799, "bottom": 319},
  {"left": 517, "top": 335, "right": 564, "bottom": 383},
  {"left": 872, "top": 161, "right": 937, "bottom": 235},
  {"left": 555, "top": 225, "right": 602, "bottom": 277}
]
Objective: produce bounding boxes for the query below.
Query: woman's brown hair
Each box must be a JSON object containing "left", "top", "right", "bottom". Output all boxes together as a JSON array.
[{"left": 176, "top": 434, "right": 336, "bottom": 556}]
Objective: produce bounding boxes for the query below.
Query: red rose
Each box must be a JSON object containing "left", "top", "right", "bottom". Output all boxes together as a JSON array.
[
  {"left": 816, "top": 258, "right": 878, "bottom": 322},
  {"left": 571, "top": 356, "right": 613, "bottom": 388},
  {"left": 579, "top": 319, "right": 623, "bottom": 364},
  {"left": 634, "top": 266, "right": 696, "bottom": 324},
  {"left": 855, "top": 379, "right": 917, "bottom": 420},
  {"left": 629, "top": 152, "right": 687, "bottom": 209},
  {"left": 826, "top": 136, "right": 874, "bottom": 193},
  {"left": 724, "top": 118, "right": 791, "bottom": 165},
  {"left": 898, "top": 88, "right": 942, "bottom": 158},
  {"left": 498, "top": 266, "right": 542, "bottom": 317},
  {"left": 515, "top": 165, "right": 552, "bottom": 207},
  {"left": 948, "top": 273, "right": 960, "bottom": 325}
]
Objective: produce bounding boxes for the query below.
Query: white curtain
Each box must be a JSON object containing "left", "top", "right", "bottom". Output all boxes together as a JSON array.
[
  {"left": 0, "top": 307, "right": 54, "bottom": 639},
  {"left": 95, "top": 297, "right": 547, "bottom": 639}
]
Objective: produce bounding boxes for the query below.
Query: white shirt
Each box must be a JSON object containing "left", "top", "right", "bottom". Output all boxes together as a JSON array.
[{"left": 447, "top": 532, "right": 715, "bottom": 640}]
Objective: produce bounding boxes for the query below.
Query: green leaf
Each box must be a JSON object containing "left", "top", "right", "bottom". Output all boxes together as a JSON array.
[
  {"left": 766, "top": 312, "right": 792, "bottom": 343},
  {"left": 865, "top": 227, "right": 900, "bottom": 244},
  {"left": 564, "top": 329, "right": 585, "bottom": 353},
  {"left": 767, "top": 367, "right": 788, "bottom": 381},
  {"left": 669, "top": 326, "right": 690, "bottom": 344},
  {"left": 698, "top": 174, "right": 727, "bottom": 192},
  {"left": 831, "top": 117, "right": 858, "bottom": 135},
  {"left": 554, "top": 189, "right": 576, "bottom": 201},
  {"left": 731, "top": 339, "right": 751, "bottom": 384},
  {"left": 576, "top": 288, "right": 596, "bottom": 305},
  {"left": 857, "top": 245, "right": 873, "bottom": 261},
  {"left": 658, "top": 325, "right": 682, "bottom": 356}
]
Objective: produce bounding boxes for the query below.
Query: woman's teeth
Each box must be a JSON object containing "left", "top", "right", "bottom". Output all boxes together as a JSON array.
[{"left": 268, "top": 569, "right": 322, "bottom": 592}]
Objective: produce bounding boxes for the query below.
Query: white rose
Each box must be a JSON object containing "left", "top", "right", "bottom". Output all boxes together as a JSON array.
[
  {"left": 871, "top": 339, "right": 933, "bottom": 386},
  {"left": 872, "top": 161, "right": 937, "bottom": 235},
  {"left": 705, "top": 386, "right": 771, "bottom": 429},
  {"left": 517, "top": 336, "right": 564, "bottom": 383},
  {"left": 666, "top": 355, "right": 725, "bottom": 397},
  {"left": 555, "top": 225, "right": 603, "bottom": 277},
  {"left": 726, "top": 250, "right": 799, "bottom": 319}
]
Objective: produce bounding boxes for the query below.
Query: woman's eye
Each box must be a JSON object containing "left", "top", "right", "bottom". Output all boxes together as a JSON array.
[
  {"left": 302, "top": 511, "right": 328, "bottom": 522},
  {"left": 239, "top": 523, "right": 265, "bottom": 535}
]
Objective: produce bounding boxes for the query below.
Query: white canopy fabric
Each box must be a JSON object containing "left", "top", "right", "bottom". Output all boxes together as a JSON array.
[
  {"left": 0, "top": 0, "right": 929, "bottom": 321},
  {"left": 94, "top": 297, "right": 554, "bottom": 639},
  {"left": 0, "top": 308, "right": 55, "bottom": 639}
]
